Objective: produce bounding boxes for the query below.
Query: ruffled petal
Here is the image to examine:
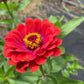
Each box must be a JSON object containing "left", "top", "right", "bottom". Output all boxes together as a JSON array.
[
  {"left": 43, "top": 19, "right": 49, "bottom": 23},
  {"left": 41, "top": 35, "right": 53, "bottom": 49},
  {"left": 17, "top": 23, "right": 26, "bottom": 37},
  {"left": 55, "top": 39, "right": 62, "bottom": 47},
  {"left": 16, "top": 61, "right": 29, "bottom": 73},
  {"left": 25, "top": 53, "right": 37, "bottom": 61},
  {"left": 52, "top": 48, "right": 61, "bottom": 56},
  {"left": 30, "top": 61, "right": 39, "bottom": 72},
  {"left": 5, "top": 29, "right": 23, "bottom": 42},
  {"left": 43, "top": 50, "right": 53, "bottom": 57},
  {"left": 36, "top": 49, "right": 46, "bottom": 56},
  {"left": 8, "top": 59, "right": 17, "bottom": 66},
  {"left": 17, "top": 53, "right": 26, "bottom": 62},
  {"left": 4, "top": 47, "right": 15, "bottom": 58},
  {"left": 35, "top": 57, "right": 46, "bottom": 65},
  {"left": 47, "top": 44, "right": 56, "bottom": 50},
  {"left": 11, "top": 54, "right": 19, "bottom": 62},
  {"left": 54, "top": 27, "right": 61, "bottom": 36},
  {"left": 25, "top": 18, "right": 34, "bottom": 33},
  {"left": 34, "top": 19, "right": 42, "bottom": 33},
  {"left": 41, "top": 22, "right": 53, "bottom": 37}
]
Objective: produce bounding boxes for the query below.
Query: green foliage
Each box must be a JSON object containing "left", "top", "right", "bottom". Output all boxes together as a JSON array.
[
  {"left": 0, "top": 10, "right": 8, "bottom": 15},
  {"left": 0, "top": 19, "right": 13, "bottom": 24},
  {"left": 58, "top": 17, "right": 84, "bottom": 38},
  {"left": 0, "top": 3, "right": 84, "bottom": 84},
  {"left": 58, "top": 46, "right": 65, "bottom": 54},
  {"left": 48, "top": 15, "right": 57, "bottom": 24},
  {"left": 0, "top": 0, "right": 31, "bottom": 30},
  {"left": 16, "top": 0, "right": 31, "bottom": 11}
]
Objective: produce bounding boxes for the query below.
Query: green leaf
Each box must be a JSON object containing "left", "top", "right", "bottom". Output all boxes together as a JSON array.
[
  {"left": 47, "top": 75, "right": 58, "bottom": 84},
  {"left": 50, "top": 73, "right": 84, "bottom": 84},
  {"left": 0, "top": 80, "right": 9, "bottom": 84},
  {"left": 62, "top": 69, "right": 70, "bottom": 78},
  {"left": 54, "top": 21, "right": 62, "bottom": 28},
  {"left": 11, "top": 12, "right": 20, "bottom": 30},
  {"left": 0, "top": 45, "right": 4, "bottom": 52},
  {"left": 16, "top": 0, "right": 31, "bottom": 11},
  {"left": 0, "top": 10, "right": 8, "bottom": 15},
  {"left": 58, "top": 15, "right": 64, "bottom": 23},
  {"left": 0, "top": 53, "right": 5, "bottom": 64},
  {"left": 62, "top": 54, "right": 76, "bottom": 62},
  {"left": 11, "top": 75, "right": 38, "bottom": 84},
  {"left": 0, "top": 2, "right": 17, "bottom": 10},
  {"left": 58, "top": 17, "right": 84, "bottom": 39},
  {"left": 51, "top": 56, "right": 66, "bottom": 72},
  {"left": 0, "top": 40, "right": 5, "bottom": 45},
  {"left": 38, "top": 77, "right": 54, "bottom": 84},
  {"left": 71, "top": 61, "right": 84, "bottom": 69},
  {"left": 48, "top": 15, "right": 57, "bottom": 24},
  {"left": 58, "top": 46, "right": 65, "bottom": 54},
  {"left": 4, "top": 66, "right": 16, "bottom": 77},
  {"left": 0, "top": 19, "right": 13, "bottom": 24}
]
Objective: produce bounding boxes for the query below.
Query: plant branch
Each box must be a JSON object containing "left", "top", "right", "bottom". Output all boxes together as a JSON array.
[
  {"left": 40, "top": 65, "right": 45, "bottom": 77},
  {"left": 4, "top": 1, "right": 13, "bottom": 19}
]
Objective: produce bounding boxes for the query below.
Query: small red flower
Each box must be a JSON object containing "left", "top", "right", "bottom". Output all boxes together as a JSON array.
[{"left": 4, "top": 18, "right": 62, "bottom": 73}]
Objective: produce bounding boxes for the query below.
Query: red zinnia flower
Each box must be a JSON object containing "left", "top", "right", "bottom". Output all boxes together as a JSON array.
[{"left": 4, "top": 18, "right": 62, "bottom": 73}]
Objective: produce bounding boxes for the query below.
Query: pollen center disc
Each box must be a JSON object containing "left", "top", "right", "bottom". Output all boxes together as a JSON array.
[{"left": 23, "top": 33, "right": 41, "bottom": 49}]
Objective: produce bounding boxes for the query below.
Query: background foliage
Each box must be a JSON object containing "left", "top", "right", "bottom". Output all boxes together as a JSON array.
[{"left": 0, "top": 0, "right": 84, "bottom": 84}]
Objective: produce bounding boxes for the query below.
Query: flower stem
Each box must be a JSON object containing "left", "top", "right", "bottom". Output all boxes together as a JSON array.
[
  {"left": 40, "top": 65, "right": 45, "bottom": 77},
  {"left": 4, "top": 1, "right": 13, "bottom": 20}
]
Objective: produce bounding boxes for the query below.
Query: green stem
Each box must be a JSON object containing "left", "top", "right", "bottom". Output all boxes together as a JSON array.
[
  {"left": 40, "top": 65, "right": 45, "bottom": 77},
  {"left": 4, "top": 1, "right": 13, "bottom": 19}
]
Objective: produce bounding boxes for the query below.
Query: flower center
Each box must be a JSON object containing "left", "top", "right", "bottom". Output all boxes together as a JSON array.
[{"left": 23, "top": 33, "right": 41, "bottom": 49}]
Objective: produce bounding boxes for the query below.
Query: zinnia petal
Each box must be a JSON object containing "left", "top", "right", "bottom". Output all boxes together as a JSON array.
[
  {"left": 43, "top": 50, "right": 53, "bottom": 57},
  {"left": 8, "top": 59, "right": 17, "bottom": 66},
  {"left": 52, "top": 48, "right": 61, "bottom": 56},
  {"left": 35, "top": 57, "right": 46, "bottom": 65},
  {"left": 30, "top": 61, "right": 39, "bottom": 72},
  {"left": 16, "top": 61, "right": 29, "bottom": 73}
]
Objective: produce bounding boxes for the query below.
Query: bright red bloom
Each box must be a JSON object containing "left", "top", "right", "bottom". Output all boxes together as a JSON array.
[{"left": 4, "top": 18, "right": 62, "bottom": 73}]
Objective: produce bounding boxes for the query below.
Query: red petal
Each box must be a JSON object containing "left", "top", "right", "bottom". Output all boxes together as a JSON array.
[
  {"left": 4, "top": 48, "right": 15, "bottom": 58},
  {"left": 54, "top": 27, "right": 61, "bottom": 36},
  {"left": 5, "top": 29, "right": 23, "bottom": 42},
  {"left": 42, "top": 35, "right": 53, "bottom": 49},
  {"left": 52, "top": 48, "right": 61, "bottom": 56},
  {"left": 25, "top": 53, "right": 37, "bottom": 61},
  {"left": 47, "top": 39, "right": 62, "bottom": 50},
  {"left": 55, "top": 39, "right": 62, "bottom": 47},
  {"left": 43, "top": 50, "right": 53, "bottom": 57},
  {"left": 34, "top": 19, "right": 42, "bottom": 33},
  {"left": 8, "top": 59, "right": 17, "bottom": 66},
  {"left": 16, "top": 61, "right": 29, "bottom": 73},
  {"left": 17, "top": 23, "right": 26, "bottom": 37},
  {"left": 17, "top": 53, "right": 26, "bottom": 62},
  {"left": 50, "top": 39, "right": 57, "bottom": 44},
  {"left": 25, "top": 18, "right": 34, "bottom": 33},
  {"left": 41, "top": 22, "right": 52, "bottom": 36},
  {"left": 47, "top": 44, "right": 56, "bottom": 50},
  {"left": 43, "top": 19, "right": 49, "bottom": 23},
  {"left": 11, "top": 54, "right": 19, "bottom": 62},
  {"left": 36, "top": 49, "right": 46, "bottom": 56},
  {"left": 30, "top": 61, "right": 39, "bottom": 72},
  {"left": 35, "top": 57, "right": 46, "bottom": 65},
  {"left": 34, "top": 47, "right": 40, "bottom": 53}
]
